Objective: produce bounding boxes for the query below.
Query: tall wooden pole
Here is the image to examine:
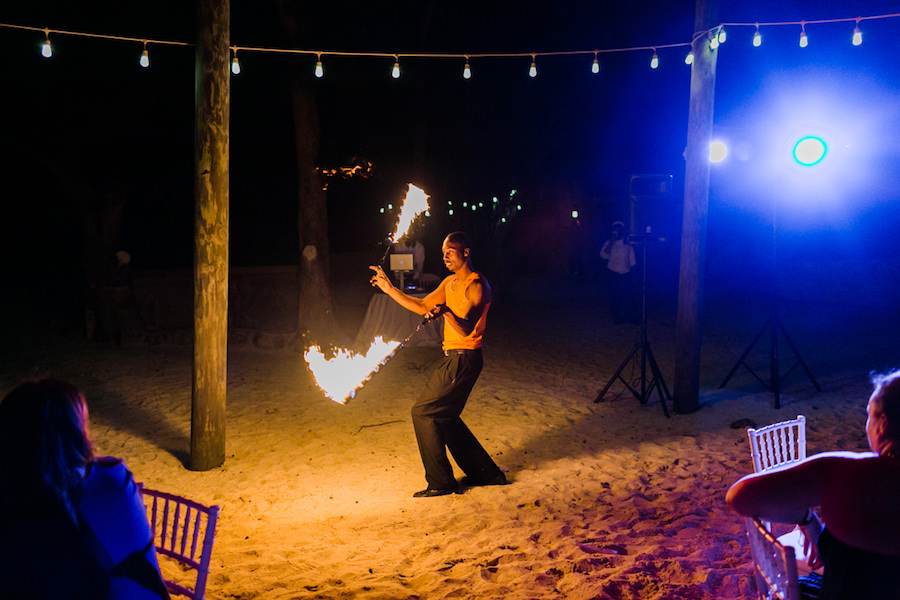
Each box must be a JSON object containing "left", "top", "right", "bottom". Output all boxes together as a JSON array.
[
  {"left": 191, "top": 0, "right": 229, "bottom": 470},
  {"left": 673, "top": 0, "right": 719, "bottom": 414}
]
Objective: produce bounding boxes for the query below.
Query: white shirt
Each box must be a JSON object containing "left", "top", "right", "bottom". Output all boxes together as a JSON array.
[{"left": 601, "top": 239, "right": 636, "bottom": 274}]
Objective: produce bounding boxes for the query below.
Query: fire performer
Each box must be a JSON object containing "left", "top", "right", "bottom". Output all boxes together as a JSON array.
[{"left": 370, "top": 231, "right": 507, "bottom": 497}]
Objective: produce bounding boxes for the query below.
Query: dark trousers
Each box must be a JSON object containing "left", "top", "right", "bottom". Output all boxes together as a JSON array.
[
  {"left": 411, "top": 349, "right": 503, "bottom": 489},
  {"left": 607, "top": 270, "right": 635, "bottom": 324}
]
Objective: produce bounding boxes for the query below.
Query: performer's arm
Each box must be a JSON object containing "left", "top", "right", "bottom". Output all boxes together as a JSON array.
[{"left": 370, "top": 265, "right": 446, "bottom": 316}]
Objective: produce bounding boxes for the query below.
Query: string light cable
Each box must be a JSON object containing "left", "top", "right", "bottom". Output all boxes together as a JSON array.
[{"left": 2, "top": 11, "right": 900, "bottom": 75}]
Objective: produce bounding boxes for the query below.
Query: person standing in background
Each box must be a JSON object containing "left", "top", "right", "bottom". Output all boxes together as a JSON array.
[{"left": 600, "top": 221, "right": 637, "bottom": 324}]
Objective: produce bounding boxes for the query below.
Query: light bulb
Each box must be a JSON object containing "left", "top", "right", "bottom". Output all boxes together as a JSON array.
[
  {"left": 685, "top": 51, "right": 694, "bottom": 65},
  {"left": 852, "top": 26, "right": 862, "bottom": 46},
  {"left": 463, "top": 61, "right": 471, "bottom": 79},
  {"left": 591, "top": 53, "right": 600, "bottom": 73},
  {"left": 315, "top": 60, "right": 324, "bottom": 78},
  {"left": 799, "top": 25, "right": 808, "bottom": 48},
  {"left": 650, "top": 51, "right": 659, "bottom": 69},
  {"left": 392, "top": 59, "right": 400, "bottom": 79},
  {"left": 41, "top": 38, "right": 52, "bottom": 58},
  {"left": 231, "top": 55, "right": 241, "bottom": 74},
  {"left": 140, "top": 48, "right": 149, "bottom": 68},
  {"left": 529, "top": 57, "right": 537, "bottom": 78},
  {"left": 753, "top": 29, "right": 762, "bottom": 47},
  {"left": 710, "top": 35, "right": 719, "bottom": 50},
  {"left": 717, "top": 27, "right": 727, "bottom": 44}
]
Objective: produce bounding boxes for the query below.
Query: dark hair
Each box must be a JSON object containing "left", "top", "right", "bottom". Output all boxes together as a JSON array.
[
  {"left": 0, "top": 379, "right": 94, "bottom": 523},
  {"left": 444, "top": 231, "right": 471, "bottom": 251}
]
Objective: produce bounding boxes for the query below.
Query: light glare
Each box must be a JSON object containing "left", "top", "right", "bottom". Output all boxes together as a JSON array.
[
  {"left": 709, "top": 141, "right": 728, "bottom": 163},
  {"left": 793, "top": 136, "right": 827, "bottom": 166}
]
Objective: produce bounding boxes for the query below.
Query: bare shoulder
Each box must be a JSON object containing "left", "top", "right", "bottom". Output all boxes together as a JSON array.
[{"left": 469, "top": 271, "right": 492, "bottom": 302}]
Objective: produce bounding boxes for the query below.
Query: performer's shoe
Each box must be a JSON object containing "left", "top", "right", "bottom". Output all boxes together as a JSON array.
[
  {"left": 461, "top": 473, "right": 509, "bottom": 487},
  {"left": 412, "top": 486, "right": 459, "bottom": 498}
]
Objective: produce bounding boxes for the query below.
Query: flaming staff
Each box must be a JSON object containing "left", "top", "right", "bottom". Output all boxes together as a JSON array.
[
  {"left": 306, "top": 183, "right": 432, "bottom": 404},
  {"left": 304, "top": 337, "right": 401, "bottom": 404},
  {"left": 380, "top": 183, "right": 430, "bottom": 263}
]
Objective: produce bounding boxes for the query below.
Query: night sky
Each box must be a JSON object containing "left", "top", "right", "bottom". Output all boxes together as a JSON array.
[{"left": 1, "top": 1, "right": 899, "bottom": 297}]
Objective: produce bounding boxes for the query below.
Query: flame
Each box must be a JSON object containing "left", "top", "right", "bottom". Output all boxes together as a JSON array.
[
  {"left": 391, "top": 183, "right": 430, "bottom": 242},
  {"left": 304, "top": 337, "right": 402, "bottom": 404}
]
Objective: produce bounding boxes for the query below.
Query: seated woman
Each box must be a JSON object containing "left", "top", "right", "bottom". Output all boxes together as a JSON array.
[
  {"left": 726, "top": 370, "right": 900, "bottom": 599},
  {"left": 0, "top": 378, "right": 169, "bottom": 599}
]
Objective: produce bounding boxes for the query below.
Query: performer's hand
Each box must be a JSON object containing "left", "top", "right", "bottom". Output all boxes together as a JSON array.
[
  {"left": 369, "top": 265, "right": 393, "bottom": 292},
  {"left": 424, "top": 304, "right": 447, "bottom": 321}
]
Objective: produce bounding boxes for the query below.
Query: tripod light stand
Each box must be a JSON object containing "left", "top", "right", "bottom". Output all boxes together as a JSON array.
[
  {"left": 718, "top": 193, "right": 822, "bottom": 409},
  {"left": 594, "top": 237, "right": 671, "bottom": 418}
]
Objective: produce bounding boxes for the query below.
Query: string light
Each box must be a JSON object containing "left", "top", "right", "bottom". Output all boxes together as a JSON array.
[
  {"left": 41, "top": 28, "right": 52, "bottom": 58},
  {"left": 685, "top": 50, "right": 694, "bottom": 65},
  {"left": 4, "top": 11, "right": 900, "bottom": 80},
  {"left": 140, "top": 40, "right": 149, "bottom": 68},
  {"left": 315, "top": 52, "right": 323, "bottom": 77},
  {"left": 231, "top": 48, "right": 240, "bottom": 74},
  {"left": 463, "top": 56, "right": 471, "bottom": 79},
  {"left": 391, "top": 55, "right": 400, "bottom": 79},
  {"left": 709, "top": 31, "right": 719, "bottom": 50}
]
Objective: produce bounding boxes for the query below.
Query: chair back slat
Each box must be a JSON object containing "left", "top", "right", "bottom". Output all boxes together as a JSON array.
[
  {"left": 190, "top": 512, "right": 202, "bottom": 560},
  {"left": 745, "top": 517, "right": 801, "bottom": 600},
  {"left": 140, "top": 486, "right": 220, "bottom": 600},
  {"left": 747, "top": 416, "right": 806, "bottom": 473}
]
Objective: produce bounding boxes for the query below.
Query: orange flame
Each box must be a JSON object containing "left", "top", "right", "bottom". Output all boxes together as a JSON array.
[
  {"left": 390, "top": 183, "right": 430, "bottom": 242},
  {"left": 304, "top": 337, "right": 402, "bottom": 404}
]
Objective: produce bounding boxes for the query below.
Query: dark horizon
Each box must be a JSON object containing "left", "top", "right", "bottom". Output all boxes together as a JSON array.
[{"left": 1, "top": 1, "right": 899, "bottom": 306}]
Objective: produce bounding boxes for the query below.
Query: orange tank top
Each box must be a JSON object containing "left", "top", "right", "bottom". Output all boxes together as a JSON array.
[{"left": 443, "top": 271, "right": 490, "bottom": 350}]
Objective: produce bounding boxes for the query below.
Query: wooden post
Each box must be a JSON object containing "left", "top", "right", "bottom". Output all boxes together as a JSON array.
[
  {"left": 191, "top": 0, "right": 229, "bottom": 470},
  {"left": 673, "top": 0, "right": 719, "bottom": 414}
]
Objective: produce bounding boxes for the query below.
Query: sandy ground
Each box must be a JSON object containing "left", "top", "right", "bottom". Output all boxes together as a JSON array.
[{"left": 2, "top": 272, "right": 896, "bottom": 600}]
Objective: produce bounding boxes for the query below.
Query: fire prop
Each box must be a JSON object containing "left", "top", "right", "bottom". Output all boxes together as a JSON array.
[
  {"left": 304, "top": 337, "right": 402, "bottom": 404},
  {"left": 305, "top": 183, "right": 432, "bottom": 404},
  {"left": 390, "top": 183, "right": 430, "bottom": 244}
]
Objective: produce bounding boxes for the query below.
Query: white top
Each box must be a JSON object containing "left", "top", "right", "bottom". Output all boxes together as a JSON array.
[{"left": 600, "top": 239, "right": 636, "bottom": 274}]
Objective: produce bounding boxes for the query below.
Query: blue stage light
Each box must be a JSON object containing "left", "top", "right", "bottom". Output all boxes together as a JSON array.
[
  {"left": 792, "top": 136, "right": 827, "bottom": 166},
  {"left": 709, "top": 141, "right": 728, "bottom": 163}
]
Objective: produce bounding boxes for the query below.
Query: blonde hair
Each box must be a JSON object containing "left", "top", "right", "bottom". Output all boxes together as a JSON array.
[{"left": 871, "top": 370, "right": 900, "bottom": 456}]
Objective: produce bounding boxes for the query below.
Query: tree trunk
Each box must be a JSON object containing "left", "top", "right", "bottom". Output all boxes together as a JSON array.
[
  {"left": 673, "top": 0, "right": 719, "bottom": 414},
  {"left": 191, "top": 0, "right": 229, "bottom": 471},
  {"left": 292, "top": 83, "right": 338, "bottom": 347}
]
